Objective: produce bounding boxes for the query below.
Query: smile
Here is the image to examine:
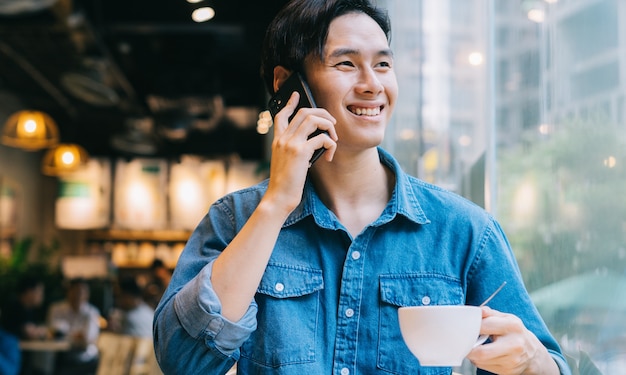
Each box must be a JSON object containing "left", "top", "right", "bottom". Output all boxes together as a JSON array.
[{"left": 348, "top": 106, "right": 382, "bottom": 116}]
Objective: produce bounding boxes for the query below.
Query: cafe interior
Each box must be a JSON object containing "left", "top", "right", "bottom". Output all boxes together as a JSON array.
[
  {"left": 3, "top": 0, "right": 626, "bottom": 374},
  {"left": 0, "top": 0, "right": 288, "bottom": 374},
  {"left": 0, "top": 1, "right": 292, "bottom": 270}
]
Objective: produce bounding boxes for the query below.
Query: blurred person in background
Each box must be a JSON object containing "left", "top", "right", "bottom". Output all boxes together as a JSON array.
[
  {"left": 47, "top": 278, "right": 100, "bottom": 375},
  {"left": 108, "top": 276, "right": 154, "bottom": 339},
  {"left": 144, "top": 259, "right": 172, "bottom": 309},
  {"left": 1, "top": 276, "right": 49, "bottom": 375},
  {"left": 0, "top": 309, "right": 21, "bottom": 375},
  {"left": 0, "top": 275, "right": 48, "bottom": 340}
]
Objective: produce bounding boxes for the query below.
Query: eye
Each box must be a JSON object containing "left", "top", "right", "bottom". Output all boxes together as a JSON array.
[{"left": 336, "top": 61, "right": 355, "bottom": 67}]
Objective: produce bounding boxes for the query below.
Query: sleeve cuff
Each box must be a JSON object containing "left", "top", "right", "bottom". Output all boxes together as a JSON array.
[
  {"left": 173, "top": 261, "right": 258, "bottom": 355},
  {"left": 549, "top": 349, "right": 573, "bottom": 375}
]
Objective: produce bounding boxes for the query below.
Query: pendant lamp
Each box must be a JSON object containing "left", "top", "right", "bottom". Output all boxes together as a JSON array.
[
  {"left": 41, "top": 143, "right": 89, "bottom": 176},
  {"left": 1, "top": 110, "right": 60, "bottom": 150}
]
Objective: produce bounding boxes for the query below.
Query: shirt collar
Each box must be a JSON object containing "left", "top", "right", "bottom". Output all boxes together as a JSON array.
[{"left": 283, "top": 148, "right": 430, "bottom": 229}]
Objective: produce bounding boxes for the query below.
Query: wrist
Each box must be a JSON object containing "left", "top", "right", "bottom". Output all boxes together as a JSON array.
[
  {"left": 524, "top": 351, "right": 561, "bottom": 375},
  {"left": 258, "top": 191, "right": 300, "bottom": 219}
]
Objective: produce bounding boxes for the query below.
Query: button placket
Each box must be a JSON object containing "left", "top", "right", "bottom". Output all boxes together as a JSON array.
[{"left": 333, "top": 232, "right": 371, "bottom": 375}]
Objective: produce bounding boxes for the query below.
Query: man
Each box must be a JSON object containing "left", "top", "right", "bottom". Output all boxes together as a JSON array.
[
  {"left": 154, "top": 1, "right": 572, "bottom": 374},
  {"left": 144, "top": 259, "right": 172, "bottom": 309},
  {"left": 1, "top": 276, "right": 49, "bottom": 375},
  {"left": 110, "top": 277, "right": 154, "bottom": 338},
  {"left": 0, "top": 309, "right": 20, "bottom": 375},
  {"left": 0, "top": 275, "right": 47, "bottom": 340},
  {"left": 47, "top": 278, "right": 100, "bottom": 375}
]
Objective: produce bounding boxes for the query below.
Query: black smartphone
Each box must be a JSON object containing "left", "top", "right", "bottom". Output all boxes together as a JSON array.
[{"left": 268, "top": 72, "right": 327, "bottom": 166}]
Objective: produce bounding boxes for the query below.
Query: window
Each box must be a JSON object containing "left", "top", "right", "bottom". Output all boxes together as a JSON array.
[{"left": 381, "top": 0, "right": 626, "bottom": 372}]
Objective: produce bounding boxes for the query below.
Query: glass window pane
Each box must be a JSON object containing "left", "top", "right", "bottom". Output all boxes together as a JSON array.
[
  {"left": 380, "top": 0, "right": 626, "bottom": 372},
  {"left": 494, "top": 0, "right": 626, "bottom": 372}
]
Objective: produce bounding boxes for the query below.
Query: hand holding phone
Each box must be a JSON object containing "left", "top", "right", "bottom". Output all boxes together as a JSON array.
[{"left": 268, "top": 72, "right": 328, "bottom": 166}]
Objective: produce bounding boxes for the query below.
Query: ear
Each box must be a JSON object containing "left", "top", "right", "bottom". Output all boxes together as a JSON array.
[{"left": 273, "top": 66, "right": 292, "bottom": 93}]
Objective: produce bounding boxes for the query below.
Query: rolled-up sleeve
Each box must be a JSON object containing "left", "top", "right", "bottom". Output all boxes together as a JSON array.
[
  {"left": 154, "top": 259, "right": 257, "bottom": 374},
  {"left": 174, "top": 261, "right": 258, "bottom": 355}
]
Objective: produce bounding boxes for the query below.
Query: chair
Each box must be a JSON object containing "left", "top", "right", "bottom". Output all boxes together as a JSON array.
[
  {"left": 96, "top": 332, "right": 137, "bottom": 375},
  {"left": 129, "top": 337, "right": 163, "bottom": 375}
]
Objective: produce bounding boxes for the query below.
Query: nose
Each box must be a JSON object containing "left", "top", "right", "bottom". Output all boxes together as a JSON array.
[{"left": 356, "top": 67, "right": 384, "bottom": 95}]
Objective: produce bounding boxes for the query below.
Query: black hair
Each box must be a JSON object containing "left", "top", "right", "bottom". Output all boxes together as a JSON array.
[
  {"left": 65, "top": 278, "right": 88, "bottom": 290},
  {"left": 17, "top": 275, "right": 43, "bottom": 294},
  {"left": 151, "top": 259, "right": 166, "bottom": 270},
  {"left": 118, "top": 277, "right": 143, "bottom": 298},
  {"left": 260, "top": 0, "right": 391, "bottom": 94}
]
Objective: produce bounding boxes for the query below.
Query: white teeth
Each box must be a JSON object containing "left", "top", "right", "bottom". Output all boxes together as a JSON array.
[{"left": 352, "top": 107, "right": 381, "bottom": 116}]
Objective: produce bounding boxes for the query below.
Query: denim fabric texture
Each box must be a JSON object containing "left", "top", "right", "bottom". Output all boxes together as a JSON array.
[{"left": 153, "top": 148, "right": 571, "bottom": 375}]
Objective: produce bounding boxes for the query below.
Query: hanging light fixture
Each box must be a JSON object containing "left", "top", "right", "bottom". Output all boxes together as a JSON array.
[
  {"left": 41, "top": 143, "right": 89, "bottom": 176},
  {"left": 1, "top": 110, "right": 60, "bottom": 150}
]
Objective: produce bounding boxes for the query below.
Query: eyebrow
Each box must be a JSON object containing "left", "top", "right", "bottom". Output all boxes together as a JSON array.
[{"left": 327, "top": 47, "right": 394, "bottom": 59}]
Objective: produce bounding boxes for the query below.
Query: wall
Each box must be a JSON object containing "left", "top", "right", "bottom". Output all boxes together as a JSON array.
[{"left": 0, "top": 144, "right": 61, "bottom": 265}]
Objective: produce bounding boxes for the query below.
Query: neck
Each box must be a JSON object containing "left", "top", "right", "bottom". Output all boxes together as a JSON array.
[{"left": 310, "top": 148, "right": 394, "bottom": 236}]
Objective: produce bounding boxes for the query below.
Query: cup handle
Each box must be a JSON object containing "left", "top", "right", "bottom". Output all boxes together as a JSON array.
[{"left": 473, "top": 334, "right": 490, "bottom": 348}]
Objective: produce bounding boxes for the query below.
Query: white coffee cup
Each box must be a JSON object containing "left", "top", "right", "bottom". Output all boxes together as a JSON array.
[{"left": 398, "top": 305, "right": 488, "bottom": 367}]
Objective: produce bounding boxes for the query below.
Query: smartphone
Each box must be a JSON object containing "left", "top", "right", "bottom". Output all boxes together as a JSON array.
[{"left": 268, "top": 72, "right": 327, "bottom": 166}]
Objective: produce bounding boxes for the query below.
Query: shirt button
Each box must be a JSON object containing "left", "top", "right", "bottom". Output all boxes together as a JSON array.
[
  {"left": 341, "top": 368, "right": 350, "bottom": 375},
  {"left": 421, "top": 296, "right": 431, "bottom": 305},
  {"left": 345, "top": 308, "right": 354, "bottom": 318},
  {"left": 274, "top": 283, "right": 285, "bottom": 292},
  {"left": 351, "top": 251, "right": 361, "bottom": 260}
]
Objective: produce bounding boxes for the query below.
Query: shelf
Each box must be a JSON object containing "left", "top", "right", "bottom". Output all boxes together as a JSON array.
[
  {"left": 0, "top": 227, "right": 16, "bottom": 240},
  {"left": 86, "top": 229, "right": 192, "bottom": 242}
]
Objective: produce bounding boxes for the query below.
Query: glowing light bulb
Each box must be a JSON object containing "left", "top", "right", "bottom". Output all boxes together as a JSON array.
[
  {"left": 61, "top": 150, "right": 75, "bottom": 166},
  {"left": 468, "top": 52, "right": 484, "bottom": 66},
  {"left": 192, "top": 7, "right": 215, "bottom": 22}
]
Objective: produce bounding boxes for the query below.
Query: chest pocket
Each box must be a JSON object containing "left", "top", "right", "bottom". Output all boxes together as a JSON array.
[
  {"left": 377, "top": 274, "right": 464, "bottom": 375},
  {"left": 240, "top": 263, "right": 323, "bottom": 368}
]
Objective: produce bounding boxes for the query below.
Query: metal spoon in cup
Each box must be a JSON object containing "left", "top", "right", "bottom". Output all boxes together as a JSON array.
[
  {"left": 474, "top": 281, "right": 507, "bottom": 346},
  {"left": 480, "top": 281, "right": 507, "bottom": 307}
]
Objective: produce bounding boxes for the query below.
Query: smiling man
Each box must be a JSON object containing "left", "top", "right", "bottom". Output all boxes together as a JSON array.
[{"left": 153, "top": 1, "right": 571, "bottom": 374}]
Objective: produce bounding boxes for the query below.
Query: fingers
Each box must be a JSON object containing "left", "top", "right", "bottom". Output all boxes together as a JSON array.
[
  {"left": 265, "top": 91, "right": 337, "bottom": 206},
  {"left": 273, "top": 91, "right": 301, "bottom": 135},
  {"left": 467, "top": 307, "right": 551, "bottom": 375},
  {"left": 272, "top": 91, "right": 337, "bottom": 165},
  {"left": 479, "top": 306, "right": 525, "bottom": 337}
]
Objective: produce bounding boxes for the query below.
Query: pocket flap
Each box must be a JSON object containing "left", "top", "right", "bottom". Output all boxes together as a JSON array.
[
  {"left": 380, "top": 274, "right": 463, "bottom": 307},
  {"left": 257, "top": 263, "right": 324, "bottom": 298}
]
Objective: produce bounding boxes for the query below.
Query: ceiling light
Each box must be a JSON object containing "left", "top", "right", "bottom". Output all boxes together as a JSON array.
[
  {"left": 191, "top": 7, "right": 215, "bottom": 23},
  {"left": 468, "top": 52, "right": 484, "bottom": 66},
  {"left": 1, "top": 110, "right": 60, "bottom": 151},
  {"left": 41, "top": 143, "right": 90, "bottom": 176},
  {"left": 521, "top": 0, "right": 546, "bottom": 23},
  {"left": 527, "top": 9, "right": 545, "bottom": 23}
]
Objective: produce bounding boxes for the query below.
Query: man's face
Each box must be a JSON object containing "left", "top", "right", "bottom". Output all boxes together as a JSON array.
[
  {"left": 68, "top": 283, "right": 89, "bottom": 309},
  {"left": 304, "top": 12, "right": 398, "bottom": 153},
  {"left": 23, "top": 284, "right": 44, "bottom": 308}
]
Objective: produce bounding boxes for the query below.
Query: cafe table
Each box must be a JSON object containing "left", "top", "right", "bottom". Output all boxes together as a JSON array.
[
  {"left": 19, "top": 339, "right": 71, "bottom": 375},
  {"left": 19, "top": 339, "right": 71, "bottom": 351}
]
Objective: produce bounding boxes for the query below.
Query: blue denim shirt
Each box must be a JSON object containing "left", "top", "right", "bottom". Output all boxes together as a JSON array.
[{"left": 154, "top": 148, "right": 571, "bottom": 375}]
